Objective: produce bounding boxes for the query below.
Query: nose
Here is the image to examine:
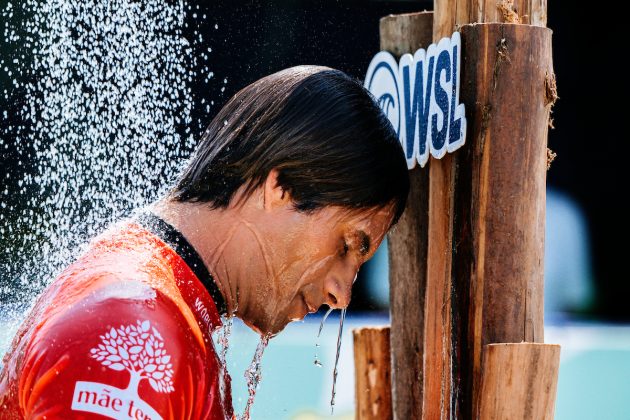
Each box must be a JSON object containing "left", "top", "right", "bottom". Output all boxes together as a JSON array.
[{"left": 323, "top": 274, "right": 354, "bottom": 309}]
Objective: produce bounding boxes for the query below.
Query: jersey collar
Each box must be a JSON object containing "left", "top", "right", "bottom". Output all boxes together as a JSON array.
[{"left": 136, "top": 211, "right": 228, "bottom": 316}]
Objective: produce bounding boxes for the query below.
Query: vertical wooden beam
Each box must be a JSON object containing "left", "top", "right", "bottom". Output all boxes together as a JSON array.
[
  {"left": 378, "top": 2, "right": 552, "bottom": 419},
  {"left": 457, "top": 21, "right": 553, "bottom": 417},
  {"left": 353, "top": 327, "right": 392, "bottom": 420},
  {"left": 429, "top": 0, "right": 550, "bottom": 419},
  {"left": 381, "top": 11, "right": 433, "bottom": 420},
  {"left": 423, "top": 153, "right": 456, "bottom": 419},
  {"left": 425, "top": 2, "right": 461, "bottom": 418}
]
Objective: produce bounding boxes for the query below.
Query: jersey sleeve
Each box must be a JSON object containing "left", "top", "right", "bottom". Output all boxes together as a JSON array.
[{"left": 3, "top": 278, "right": 229, "bottom": 420}]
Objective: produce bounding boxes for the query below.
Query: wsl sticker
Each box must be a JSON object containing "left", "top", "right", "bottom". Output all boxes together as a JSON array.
[
  {"left": 72, "top": 320, "right": 174, "bottom": 419},
  {"left": 365, "top": 32, "right": 467, "bottom": 169}
]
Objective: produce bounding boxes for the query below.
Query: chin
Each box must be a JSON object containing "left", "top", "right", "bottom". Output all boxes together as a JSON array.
[
  {"left": 240, "top": 300, "right": 307, "bottom": 337},
  {"left": 241, "top": 314, "right": 289, "bottom": 337},
  {"left": 239, "top": 316, "right": 265, "bottom": 336},
  {"left": 267, "top": 317, "right": 294, "bottom": 336}
]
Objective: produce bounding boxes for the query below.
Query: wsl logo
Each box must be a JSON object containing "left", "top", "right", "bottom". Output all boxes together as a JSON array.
[{"left": 365, "top": 32, "right": 467, "bottom": 169}]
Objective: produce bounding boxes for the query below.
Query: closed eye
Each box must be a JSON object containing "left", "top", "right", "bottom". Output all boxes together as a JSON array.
[{"left": 357, "top": 230, "right": 371, "bottom": 256}]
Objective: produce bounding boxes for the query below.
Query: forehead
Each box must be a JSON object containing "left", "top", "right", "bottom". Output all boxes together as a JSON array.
[{"left": 317, "top": 205, "right": 395, "bottom": 233}]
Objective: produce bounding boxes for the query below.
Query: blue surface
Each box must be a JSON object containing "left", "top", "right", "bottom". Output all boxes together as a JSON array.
[
  {"left": 546, "top": 324, "right": 630, "bottom": 420},
  {"left": 2, "top": 313, "right": 630, "bottom": 419}
]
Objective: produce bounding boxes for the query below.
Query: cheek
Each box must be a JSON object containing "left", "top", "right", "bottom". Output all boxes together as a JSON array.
[
  {"left": 289, "top": 227, "right": 339, "bottom": 267},
  {"left": 282, "top": 251, "right": 337, "bottom": 296},
  {"left": 274, "top": 217, "right": 343, "bottom": 290}
]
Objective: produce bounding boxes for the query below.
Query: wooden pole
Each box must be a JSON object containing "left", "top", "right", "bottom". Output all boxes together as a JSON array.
[
  {"left": 380, "top": 11, "right": 433, "bottom": 420},
  {"left": 476, "top": 343, "right": 561, "bottom": 419},
  {"left": 456, "top": 22, "right": 554, "bottom": 416},
  {"left": 353, "top": 327, "right": 392, "bottom": 420},
  {"left": 428, "top": 1, "right": 550, "bottom": 418},
  {"left": 372, "top": 2, "right": 556, "bottom": 419}
]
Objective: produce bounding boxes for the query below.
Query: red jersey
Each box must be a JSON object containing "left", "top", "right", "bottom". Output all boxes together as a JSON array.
[{"left": 0, "top": 213, "right": 234, "bottom": 419}]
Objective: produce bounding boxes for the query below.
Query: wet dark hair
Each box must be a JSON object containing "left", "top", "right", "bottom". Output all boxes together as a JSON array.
[{"left": 171, "top": 65, "right": 409, "bottom": 225}]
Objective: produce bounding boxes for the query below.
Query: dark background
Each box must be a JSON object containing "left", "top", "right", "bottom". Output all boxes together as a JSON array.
[{"left": 1, "top": 1, "right": 627, "bottom": 318}]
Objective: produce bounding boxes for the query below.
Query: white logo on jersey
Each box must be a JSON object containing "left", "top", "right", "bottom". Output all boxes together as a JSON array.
[{"left": 71, "top": 320, "right": 173, "bottom": 419}]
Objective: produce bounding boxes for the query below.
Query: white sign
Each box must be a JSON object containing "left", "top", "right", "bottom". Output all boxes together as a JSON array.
[{"left": 364, "top": 32, "right": 467, "bottom": 169}]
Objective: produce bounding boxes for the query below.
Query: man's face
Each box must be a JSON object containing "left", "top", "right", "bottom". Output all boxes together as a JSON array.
[{"left": 243, "top": 202, "right": 395, "bottom": 335}]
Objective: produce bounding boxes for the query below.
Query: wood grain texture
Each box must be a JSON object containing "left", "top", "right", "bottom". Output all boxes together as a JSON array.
[
  {"left": 434, "top": 0, "right": 546, "bottom": 40},
  {"left": 353, "top": 327, "right": 392, "bottom": 420},
  {"left": 423, "top": 153, "right": 456, "bottom": 420},
  {"left": 431, "top": 0, "right": 550, "bottom": 418},
  {"left": 424, "top": 2, "right": 460, "bottom": 419},
  {"left": 456, "top": 22, "right": 554, "bottom": 416},
  {"left": 380, "top": 3, "right": 553, "bottom": 419},
  {"left": 380, "top": 11, "right": 433, "bottom": 420},
  {"left": 379, "top": 12, "right": 433, "bottom": 56},
  {"left": 476, "top": 343, "right": 560, "bottom": 420}
]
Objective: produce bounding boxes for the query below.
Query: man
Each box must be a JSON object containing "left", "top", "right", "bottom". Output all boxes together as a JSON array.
[{"left": 0, "top": 66, "right": 409, "bottom": 419}]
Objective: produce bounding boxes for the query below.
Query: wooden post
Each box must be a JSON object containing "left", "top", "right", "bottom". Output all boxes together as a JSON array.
[
  {"left": 456, "top": 22, "right": 554, "bottom": 416},
  {"left": 427, "top": 1, "right": 550, "bottom": 418},
  {"left": 366, "top": 2, "right": 557, "bottom": 419},
  {"left": 353, "top": 327, "right": 392, "bottom": 420},
  {"left": 476, "top": 343, "right": 561, "bottom": 419},
  {"left": 380, "top": 11, "right": 433, "bottom": 420}
]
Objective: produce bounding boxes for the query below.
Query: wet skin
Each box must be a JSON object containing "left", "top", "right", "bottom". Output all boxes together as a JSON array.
[{"left": 154, "top": 169, "right": 396, "bottom": 336}]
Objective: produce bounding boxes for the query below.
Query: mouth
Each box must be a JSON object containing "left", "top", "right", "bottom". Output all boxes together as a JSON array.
[
  {"left": 289, "top": 293, "right": 318, "bottom": 322},
  {"left": 301, "top": 293, "right": 317, "bottom": 314}
]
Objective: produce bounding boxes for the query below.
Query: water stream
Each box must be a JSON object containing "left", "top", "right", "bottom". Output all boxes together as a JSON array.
[
  {"left": 212, "top": 314, "right": 234, "bottom": 419},
  {"left": 330, "top": 308, "right": 347, "bottom": 414},
  {"left": 314, "top": 307, "right": 333, "bottom": 368},
  {"left": 314, "top": 306, "right": 347, "bottom": 415},
  {"left": 238, "top": 333, "right": 271, "bottom": 420},
  {"left": 216, "top": 314, "right": 233, "bottom": 368}
]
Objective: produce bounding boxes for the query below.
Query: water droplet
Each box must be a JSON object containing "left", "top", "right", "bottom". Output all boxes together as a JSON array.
[{"left": 1, "top": 0, "right": 217, "bottom": 348}]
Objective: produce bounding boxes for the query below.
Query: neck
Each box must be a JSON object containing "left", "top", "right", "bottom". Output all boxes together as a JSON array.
[{"left": 151, "top": 199, "right": 248, "bottom": 319}]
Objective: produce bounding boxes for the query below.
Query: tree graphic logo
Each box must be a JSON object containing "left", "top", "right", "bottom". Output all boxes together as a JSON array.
[
  {"left": 90, "top": 320, "right": 174, "bottom": 394},
  {"left": 71, "top": 320, "right": 173, "bottom": 418}
]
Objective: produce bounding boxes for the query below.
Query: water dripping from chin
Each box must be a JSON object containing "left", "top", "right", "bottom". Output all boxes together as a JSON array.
[{"left": 238, "top": 333, "right": 271, "bottom": 420}]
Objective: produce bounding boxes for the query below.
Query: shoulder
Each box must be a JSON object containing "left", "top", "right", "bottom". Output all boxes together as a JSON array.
[
  {"left": 41, "top": 277, "right": 202, "bottom": 363},
  {"left": 2, "top": 278, "right": 220, "bottom": 419}
]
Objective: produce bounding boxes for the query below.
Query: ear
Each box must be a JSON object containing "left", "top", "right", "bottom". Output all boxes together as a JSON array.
[{"left": 263, "top": 168, "right": 291, "bottom": 211}]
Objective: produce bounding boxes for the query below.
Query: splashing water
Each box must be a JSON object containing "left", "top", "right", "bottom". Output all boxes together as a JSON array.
[
  {"left": 0, "top": 0, "right": 215, "bottom": 348},
  {"left": 213, "top": 314, "right": 234, "bottom": 416},
  {"left": 330, "top": 308, "right": 347, "bottom": 414},
  {"left": 215, "top": 314, "right": 234, "bottom": 367},
  {"left": 314, "top": 307, "right": 333, "bottom": 368},
  {"left": 238, "top": 333, "right": 271, "bottom": 420}
]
